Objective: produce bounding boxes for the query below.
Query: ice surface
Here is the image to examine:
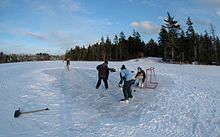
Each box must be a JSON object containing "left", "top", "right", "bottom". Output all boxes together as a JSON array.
[{"left": 0, "top": 59, "right": 220, "bottom": 137}]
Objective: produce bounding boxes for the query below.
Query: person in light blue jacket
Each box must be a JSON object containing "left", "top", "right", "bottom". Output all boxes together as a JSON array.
[{"left": 118, "top": 65, "right": 135, "bottom": 103}]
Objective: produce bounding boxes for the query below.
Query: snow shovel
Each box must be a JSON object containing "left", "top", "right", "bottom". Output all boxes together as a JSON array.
[{"left": 14, "top": 108, "right": 49, "bottom": 118}]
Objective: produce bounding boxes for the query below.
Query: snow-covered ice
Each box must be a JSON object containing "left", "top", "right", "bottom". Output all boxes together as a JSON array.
[{"left": 0, "top": 58, "right": 220, "bottom": 137}]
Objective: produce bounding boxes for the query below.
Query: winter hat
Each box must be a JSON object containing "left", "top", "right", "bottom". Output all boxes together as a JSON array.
[
  {"left": 121, "top": 65, "right": 126, "bottom": 70},
  {"left": 104, "top": 60, "right": 108, "bottom": 64}
]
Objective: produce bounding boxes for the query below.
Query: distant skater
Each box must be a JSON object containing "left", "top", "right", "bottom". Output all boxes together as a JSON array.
[{"left": 66, "top": 58, "right": 70, "bottom": 71}]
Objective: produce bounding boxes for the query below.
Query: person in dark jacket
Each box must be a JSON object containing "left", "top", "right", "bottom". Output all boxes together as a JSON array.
[
  {"left": 118, "top": 65, "right": 135, "bottom": 103},
  {"left": 96, "top": 61, "right": 115, "bottom": 90},
  {"left": 135, "top": 67, "right": 146, "bottom": 88},
  {"left": 66, "top": 58, "right": 70, "bottom": 71}
]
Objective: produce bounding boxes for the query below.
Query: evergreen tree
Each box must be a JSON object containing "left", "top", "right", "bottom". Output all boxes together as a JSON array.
[
  {"left": 133, "top": 30, "right": 145, "bottom": 55},
  {"left": 118, "top": 32, "right": 126, "bottom": 60},
  {"left": 186, "top": 17, "right": 197, "bottom": 62},
  {"left": 100, "top": 36, "right": 106, "bottom": 60},
  {"left": 210, "top": 24, "right": 218, "bottom": 63},
  {"left": 176, "top": 30, "right": 186, "bottom": 62},
  {"left": 93, "top": 42, "right": 99, "bottom": 60},
  {"left": 146, "top": 39, "right": 158, "bottom": 57},
  {"left": 216, "top": 36, "right": 220, "bottom": 64},
  {"left": 158, "top": 27, "right": 168, "bottom": 60},
  {"left": 126, "top": 29, "right": 145, "bottom": 58},
  {"left": 199, "top": 31, "right": 212, "bottom": 64},
  {"left": 113, "top": 35, "right": 119, "bottom": 60},
  {"left": 106, "top": 36, "right": 112, "bottom": 60},
  {"left": 64, "top": 14, "right": 219, "bottom": 65},
  {"left": 163, "top": 12, "right": 181, "bottom": 61},
  {"left": 86, "top": 46, "right": 93, "bottom": 60}
]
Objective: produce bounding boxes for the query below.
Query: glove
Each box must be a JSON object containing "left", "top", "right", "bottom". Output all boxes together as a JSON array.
[
  {"left": 110, "top": 68, "right": 116, "bottom": 72},
  {"left": 109, "top": 68, "right": 116, "bottom": 72}
]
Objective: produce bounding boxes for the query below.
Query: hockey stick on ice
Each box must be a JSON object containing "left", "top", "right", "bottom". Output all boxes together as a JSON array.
[{"left": 14, "top": 108, "right": 49, "bottom": 118}]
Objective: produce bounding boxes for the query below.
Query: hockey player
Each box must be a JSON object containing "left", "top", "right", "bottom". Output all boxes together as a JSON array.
[
  {"left": 96, "top": 61, "right": 115, "bottom": 90},
  {"left": 118, "top": 65, "right": 135, "bottom": 103},
  {"left": 66, "top": 58, "right": 70, "bottom": 71},
  {"left": 135, "top": 67, "right": 146, "bottom": 88}
]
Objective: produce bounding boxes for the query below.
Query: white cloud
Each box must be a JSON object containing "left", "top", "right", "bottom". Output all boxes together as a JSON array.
[
  {"left": 46, "top": 31, "right": 76, "bottom": 48},
  {"left": 216, "top": 10, "right": 220, "bottom": 16},
  {"left": 141, "top": 0, "right": 161, "bottom": 8},
  {"left": 194, "top": 18, "right": 211, "bottom": 26},
  {"left": 196, "top": 0, "right": 220, "bottom": 17},
  {"left": 197, "top": 0, "right": 220, "bottom": 5},
  {"left": 13, "top": 29, "right": 76, "bottom": 49},
  {"left": 196, "top": 0, "right": 220, "bottom": 10},
  {"left": 130, "top": 20, "right": 160, "bottom": 34},
  {"left": 29, "top": 0, "right": 89, "bottom": 17},
  {"left": 24, "top": 31, "right": 46, "bottom": 40},
  {"left": 34, "top": 5, "right": 57, "bottom": 16},
  {"left": 60, "top": 0, "right": 89, "bottom": 14}
]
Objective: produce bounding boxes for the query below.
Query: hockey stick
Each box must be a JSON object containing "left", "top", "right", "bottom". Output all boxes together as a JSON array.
[{"left": 14, "top": 108, "right": 49, "bottom": 118}]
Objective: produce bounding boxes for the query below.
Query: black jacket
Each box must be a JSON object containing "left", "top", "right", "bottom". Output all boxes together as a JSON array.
[{"left": 96, "top": 64, "right": 109, "bottom": 79}]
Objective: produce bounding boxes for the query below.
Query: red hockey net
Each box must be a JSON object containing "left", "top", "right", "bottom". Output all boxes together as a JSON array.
[{"left": 145, "top": 67, "right": 158, "bottom": 89}]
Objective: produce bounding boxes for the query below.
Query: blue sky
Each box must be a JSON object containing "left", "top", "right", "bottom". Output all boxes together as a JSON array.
[{"left": 0, "top": 0, "right": 220, "bottom": 55}]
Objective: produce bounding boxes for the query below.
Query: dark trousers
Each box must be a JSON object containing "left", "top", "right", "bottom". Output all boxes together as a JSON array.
[
  {"left": 123, "top": 79, "right": 135, "bottom": 100},
  {"left": 96, "top": 77, "right": 108, "bottom": 89}
]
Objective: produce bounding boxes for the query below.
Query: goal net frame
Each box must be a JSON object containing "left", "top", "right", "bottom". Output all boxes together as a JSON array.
[{"left": 145, "top": 67, "right": 158, "bottom": 89}]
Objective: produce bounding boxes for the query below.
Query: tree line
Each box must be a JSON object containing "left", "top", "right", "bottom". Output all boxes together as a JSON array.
[
  {"left": 0, "top": 52, "right": 63, "bottom": 63},
  {"left": 65, "top": 12, "right": 220, "bottom": 65}
]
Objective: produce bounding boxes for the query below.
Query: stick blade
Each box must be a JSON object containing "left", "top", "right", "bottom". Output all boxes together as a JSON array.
[{"left": 14, "top": 108, "right": 21, "bottom": 118}]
